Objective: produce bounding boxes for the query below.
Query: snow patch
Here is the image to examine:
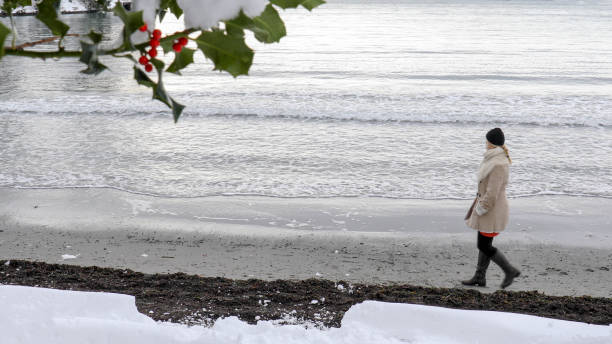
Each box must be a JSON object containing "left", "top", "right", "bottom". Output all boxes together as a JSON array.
[
  {"left": 0, "top": 286, "right": 610, "bottom": 344},
  {"left": 129, "top": 0, "right": 161, "bottom": 44},
  {"left": 61, "top": 254, "right": 79, "bottom": 260},
  {"left": 128, "top": 0, "right": 267, "bottom": 34},
  {"left": 177, "top": 0, "right": 267, "bottom": 29}
]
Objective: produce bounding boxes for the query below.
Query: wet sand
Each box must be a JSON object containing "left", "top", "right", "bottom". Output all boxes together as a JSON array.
[{"left": 0, "top": 187, "right": 611, "bottom": 298}]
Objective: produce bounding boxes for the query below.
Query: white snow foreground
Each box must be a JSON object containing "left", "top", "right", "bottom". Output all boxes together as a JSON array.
[{"left": 0, "top": 285, "right": 610, "bottom": 344}]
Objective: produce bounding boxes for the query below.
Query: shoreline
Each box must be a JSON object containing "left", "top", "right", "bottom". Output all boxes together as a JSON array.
[
  {"left": 8, "top": 184, "right": 612, "bottom": 200},
  {"left": 1, "top": 187, "right": 611, "bottom": 298},
  {"left": 2, "top": 260, "right": 611, "bottom": 327}
]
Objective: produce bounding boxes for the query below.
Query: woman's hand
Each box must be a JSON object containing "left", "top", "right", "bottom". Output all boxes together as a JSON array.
[{"left": 475, "top": 201, "right": 488, "bottom": 216}]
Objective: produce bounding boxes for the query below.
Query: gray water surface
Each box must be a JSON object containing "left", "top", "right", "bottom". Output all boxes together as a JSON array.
[{"left": 1, "top": 0, "right": 611, "bottom": 199}]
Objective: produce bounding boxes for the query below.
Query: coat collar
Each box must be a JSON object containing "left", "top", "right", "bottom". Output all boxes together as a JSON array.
[{"left": 477, "top": 147, "right": 509, "bottom": 181}]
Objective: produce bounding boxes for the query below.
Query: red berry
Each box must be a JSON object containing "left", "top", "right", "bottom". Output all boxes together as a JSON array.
[
  {"left": 138, "top": 55, "right": 149, "bottom": 65},
  {"left": 178, "top": 37, "right": 188, "bottom": 46},
  {"left": 148, "top": 48, "right": 158, "bottom": 58},
  {"left": 150, "top": 39, "right": 160, "bottom": 48},
  {"left": 172, "top": 43, "right": 182, "bottom": 53},
  {"left": 145, "top": 63, "right": 153, "bottom": 73},
  {"left": 152, "top": 29, "right": 162, "bottom": 39},
  {"left": 139, "top": 24, "right": 148, "bottom": 32}
]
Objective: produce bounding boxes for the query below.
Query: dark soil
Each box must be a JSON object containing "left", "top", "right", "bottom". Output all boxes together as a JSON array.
[{"left": 1, "top": 260, "right": 611, "bottom": 327}]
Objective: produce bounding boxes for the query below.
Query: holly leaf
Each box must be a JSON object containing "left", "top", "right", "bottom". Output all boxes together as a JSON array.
[
  {"left": 195, "top": 29, "right": 253, "bottom": 77},
  {"left": 134, "top": 66, "right": 156, "bottom": 88},
  {"left": 226, "top": 5, "right": 286, "bottom": 43},
  {"left": 79, "top": 30, "right": 106, "bottom": 75},
  {"left": 301, "top": 0, "right": 326, "bottom": 10},
  {"left": 270, "top": 0, "right": 325, "bottom": 11},
  {"left": 87, "top": 30, "right": 103, "bottom": 44},
  {"left": 225, "top": 23, "right": 245, "bottom": 39},
  {"left": 0, "top": 22, "right": 10, "bottom": 60},
  {"left": 150, "top": 57, "right": 165, "bottom": 71},
  {"left": 35, "top": 0, "right": 70, "bottom": 37},
  {"left": 152, "top": 71, "right": 185, "bottom": 122},
  {"left": 160, "top": 37, "right": 174, "bottom": 54},
  {"left": 79, "top": 41, "right": 107, "bottom": 75},
  {"left": 160, "top": 0, "right": 183, "bottom": 19},
  {"left": 166, "top": 48, "right": 195, "bottom": 75},
  {"left": 253, "top": 5, "right": 286, "bottom": 42},
  {"left": 170, "top": 97, "right": 185, "bottom": 123},
  {"left": 113, "top": 4, "right": 144, "bottom": 50},
  {"left": 133, "top": 65, "right": 185, "bottom": 122}
]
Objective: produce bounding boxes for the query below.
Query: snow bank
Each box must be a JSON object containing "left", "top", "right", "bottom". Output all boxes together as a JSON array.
[
  {"left": 0, "top": 285, "right": 610, "bottom": 344},
  {"left": 343, "top": 301, "right": 612, "bottom": 344}
]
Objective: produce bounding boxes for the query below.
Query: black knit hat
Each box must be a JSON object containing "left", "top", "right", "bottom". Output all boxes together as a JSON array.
[{"left": 486, "top": 128, "right": 505, "bottom": 146}]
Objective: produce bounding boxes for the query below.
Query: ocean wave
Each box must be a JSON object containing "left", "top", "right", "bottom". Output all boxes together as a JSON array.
[
  {"left": 1, "top": 109, "right": 611, "bottom": 128},
  {"left": 2, "top": 91, "right": 611, "bottom": 128},
  {"left": 4, "top": 185, "right": 612, "bottom": 201},
  {"left": 179, "top": 113, "right": 612, "bottom": 128},
  {"left": 250, "top": 70, "right": 612, "bottom": 84}
]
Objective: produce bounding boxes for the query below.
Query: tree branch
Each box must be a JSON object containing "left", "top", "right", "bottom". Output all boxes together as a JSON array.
[
  {"left": 13, "top": 33, "right": 80, "bottom": 50},
  {"left": 4, "top": 49, "right": 81, "bottom": 59},
  {"left": 2, "top": 29, "right": 197, "bottom": 59}
]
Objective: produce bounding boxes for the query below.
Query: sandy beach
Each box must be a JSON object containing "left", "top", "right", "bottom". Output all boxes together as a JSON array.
[{"left": 1, "top": 187, "right": 610, "bottom": 298}]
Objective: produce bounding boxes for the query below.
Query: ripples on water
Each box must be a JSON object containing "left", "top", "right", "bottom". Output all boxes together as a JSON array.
[{"left": 0, "top": 0, "right": 611, "bottom": 199}]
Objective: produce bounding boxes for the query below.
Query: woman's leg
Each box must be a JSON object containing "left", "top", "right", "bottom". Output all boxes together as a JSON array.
[
  {"left": 478, "top": 232, "right": 521, "bottom": 288},
  {"left": 477, "top": 232, "right": 498, "bottom": 257},
  {"left": 462, "top": 232, "right": 493, "bottom": 286},
  {"left": 490, "top": 249, "right": 521, "bottom": 289},
  {"left": 469, "top": 232, "right": 520, "bottom": 289}
]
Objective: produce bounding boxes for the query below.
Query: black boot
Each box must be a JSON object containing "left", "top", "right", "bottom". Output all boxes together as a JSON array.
[
  {"left": 491, "top": 250, "right": 521, "bottom": 289},
  {"left": 462, "top": 251, "right": 490, "bottom": 287}
]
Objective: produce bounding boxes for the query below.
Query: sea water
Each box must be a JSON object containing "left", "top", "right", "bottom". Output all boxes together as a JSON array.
[{"left": 1, "top": 0, "right": 611, "bottom": 200}]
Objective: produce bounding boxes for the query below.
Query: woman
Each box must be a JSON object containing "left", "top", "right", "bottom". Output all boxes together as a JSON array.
[{"left": 462, "top": 128, "right": 520, "bottom": 289}]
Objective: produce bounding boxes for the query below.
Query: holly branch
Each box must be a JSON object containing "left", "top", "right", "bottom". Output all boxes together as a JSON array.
[{"left": 0, "top": 0, "right": 324, "bottom": 122}]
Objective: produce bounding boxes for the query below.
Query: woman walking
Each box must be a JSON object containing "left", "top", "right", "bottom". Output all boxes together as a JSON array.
[{"left": 462, "top": 128, "right": 520, "bottom": 289}]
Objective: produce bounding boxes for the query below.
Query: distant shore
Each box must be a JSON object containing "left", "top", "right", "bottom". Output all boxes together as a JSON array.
[
  {"left": 0, "top": 10, "right": 99, "bottom": 17},
  {"left": 1, "top": 260, "right": 611, "bottom": 327},
  {"left": 0, "top": 1, "right": 130, "bottom": 17}
]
